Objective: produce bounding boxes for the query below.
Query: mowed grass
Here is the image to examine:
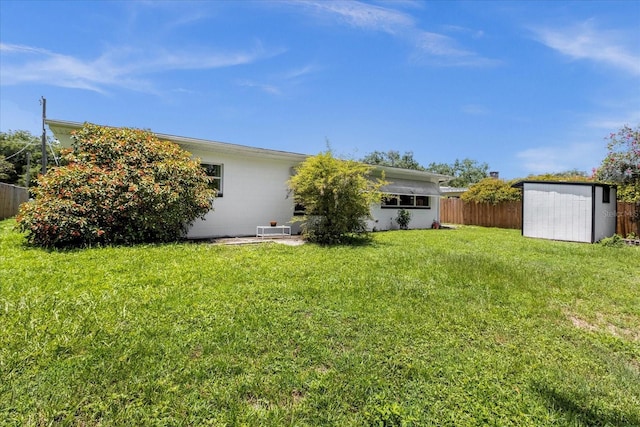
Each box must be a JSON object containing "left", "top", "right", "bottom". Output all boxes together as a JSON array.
[{"left": 1, "top": 219, "right": 639, "bottom": 426}]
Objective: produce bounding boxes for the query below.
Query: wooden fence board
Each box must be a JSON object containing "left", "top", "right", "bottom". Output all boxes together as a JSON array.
[
  {"left": 441, "top": 198, "right": 638, "bottom": 236},
  {"left": 440, "top": 197, "right": 464, "bottom": 225},
  {"left": 617, "top": 201, "right": 639, "bottom": 237},
  {"left": 0, "top": 183, "right": 29, "bottom": 220},
  {"left": 441, "top": 199, "right": 521, "bottom": 229}
]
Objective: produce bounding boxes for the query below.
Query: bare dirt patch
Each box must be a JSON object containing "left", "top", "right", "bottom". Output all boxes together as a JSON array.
[{"left": 566, "top": 310, "right": 639, "bottom": 342}]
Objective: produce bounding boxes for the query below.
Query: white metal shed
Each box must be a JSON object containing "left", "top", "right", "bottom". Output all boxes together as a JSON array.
[{"left": 513, "top": 181, "right": 617, "bottom": 243}]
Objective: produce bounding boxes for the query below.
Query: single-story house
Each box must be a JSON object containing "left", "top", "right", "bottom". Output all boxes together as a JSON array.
[
  {"left": 46, "top": 119, "right": 451, "bottom": 238},
  {"left": 512, "top": 180, "right": 617, "bottom": 243}
]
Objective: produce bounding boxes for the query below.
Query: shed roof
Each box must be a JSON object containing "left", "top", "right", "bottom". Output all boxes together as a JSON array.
[{"left": 511, "top": 180, "right": 616, "bottom": 189}]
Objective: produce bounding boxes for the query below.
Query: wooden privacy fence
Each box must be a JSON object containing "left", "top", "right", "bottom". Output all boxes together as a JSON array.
[
  {"left": 441, "top": 199, "right": 521, "bottom": 229},
  {"left": 616, "top": 202, "right": 639, "bottom": 237},
  {"left": 440, "top": 198, "right": 638, "bottom": 236},
  {"left": 0, "top": 183, "right": 29, "bottom": 220}
]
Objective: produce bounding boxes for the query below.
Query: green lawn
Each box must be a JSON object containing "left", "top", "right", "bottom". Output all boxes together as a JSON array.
[{"left": 1, "top": 219, "right": 639, "bottom": 426}]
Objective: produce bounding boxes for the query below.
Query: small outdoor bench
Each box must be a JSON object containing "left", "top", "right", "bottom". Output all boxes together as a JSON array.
[{"left": 256, "top": 225, "right": 291, "bottom": 239}]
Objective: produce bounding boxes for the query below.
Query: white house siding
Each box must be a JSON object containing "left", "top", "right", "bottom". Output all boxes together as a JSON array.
[
  {"left": 593, "top": 185, "right": 617, "bottom": 242},
  {"left": 369, "top": 201, "right": 438, "bottom": 231},
  {"left": 45, "top": 119, "right": 450, "bottom": 239},
  {"left": 522, "top": 183, "right": 592, "bottom": 243},
  {"left": 186, "top": 148, "right": 302, "bottom": 238}
]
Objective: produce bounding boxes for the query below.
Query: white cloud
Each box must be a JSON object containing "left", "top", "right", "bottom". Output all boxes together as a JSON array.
[
  {"left": 516, "top": 142, "right": 602, "bottom": 175},
  {"left": 0, "top": 42, "right": 282, "bottom": 94},
  {"left": 300, "top": 0, "right": 414, "bottom": 35},
  {"left": 442, "top": 25, "right": 485, "bottom": 39},
  {"left": 531, "top": 20, "right": 640, "bottom": 76},
  {"left": 291, "top": 1, "right": 496, "bottom": 67},
  {"left": 586, "top": 111, "right": 640, "bottom": 130},
  {"left": 236, "top": 80, "right": 282, "bottom": 96},
  {"left": 411, "top": 32, "right": 499, "bottom": 66},
  {"left": 283, "top": 64, "right": 319, "bottom": 80}
]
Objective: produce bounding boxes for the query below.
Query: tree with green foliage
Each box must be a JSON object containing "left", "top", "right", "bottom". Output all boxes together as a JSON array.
[
  {"left": 288, "top": 151, "right": 386, "bottom": 244},
  {"left": 425, "top": 158, "right": 489, "bottom": 187},
  {"left": 461, "top": 177, "right": 521, "bottom": 204},
  {"left": 525, "top": 170, "right": 592, "bottom": 182},
  {"left": 595, "top": 124, "right": 639, "bottom": 203},
  {"left": 16, "top": 123, "right": 215, "bottom": 248},
  {"left": 0, "top": 156, "right": 15, "bottom": 181},
  {"left": 461, "top": 170, "right": 593, "bottom": 205},
  {"left": 0, "top": 130, "right": 60, "bottom": 187},
  {"left": 361, "top": 150, "right": 425, "bottom": 170},
  {"left": 595, "top": 124, "right": 640, "bottom": 234}
]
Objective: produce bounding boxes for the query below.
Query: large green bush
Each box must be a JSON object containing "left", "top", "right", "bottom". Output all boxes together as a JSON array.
[
  {"left": 288, "top": 151, "right": 386, "bottom": 244},
  {"left": 461, "top": 177, "right": 521, "bottom": 204},
  {"left": 16, "top": 123, "right": 215, "bottom": 247}
]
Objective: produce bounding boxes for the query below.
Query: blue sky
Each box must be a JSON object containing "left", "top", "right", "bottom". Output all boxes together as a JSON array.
[{"left": 1, "top": 0, "right": 639, "bottom": 179}]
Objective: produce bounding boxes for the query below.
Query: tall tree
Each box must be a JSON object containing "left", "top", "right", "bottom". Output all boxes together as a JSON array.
[
  {"left": 0, "top": 156, "right": 16, "bottom": 181},
  {"left": 0, "top": 130, "right": 59, "bottom": 186},
  {"left": 425, "top": 158, "right": 489, "bottom": 187},
  {"left": 289, "top": 151, "right": 386, "bottom": 244},
  {"left": 595, "top": 124, "right": 639, "bottom": 234},
  {"left": 526, "top": 170, "right": 591, "bottom": 182},
  {"left": 596, "top": 124, "right": 640, "bottom": 203},
  {"left": 360, "top": 150, "right": 425, "bottom": 170},
  {"left": 461, "top": 178, "right": 521, "bottom": 204}
]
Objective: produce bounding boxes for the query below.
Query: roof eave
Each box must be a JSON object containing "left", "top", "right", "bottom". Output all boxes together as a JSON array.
[{"left": 45, "top": 119, "right": 309, "bottom": 162}]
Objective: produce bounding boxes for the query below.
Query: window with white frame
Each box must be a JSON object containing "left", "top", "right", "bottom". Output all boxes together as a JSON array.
[
  {"left": 202, "top": 163, "right": 223, "bottom": 196},
  {"left": 382, "top": 194, "right": 431, "bottom": 209}
]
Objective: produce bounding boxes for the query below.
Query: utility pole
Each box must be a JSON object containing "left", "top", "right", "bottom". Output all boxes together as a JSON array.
[
  {"left": 26, "top": 151, "right": 31, "bottom": 188},
  {"left": 40, "top": 96, "right": 47, "bottom": 175}
]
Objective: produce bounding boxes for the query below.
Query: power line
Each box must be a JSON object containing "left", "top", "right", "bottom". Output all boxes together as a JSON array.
[{"left": 4, "top": 142, "right": 35, "bottom": 160}]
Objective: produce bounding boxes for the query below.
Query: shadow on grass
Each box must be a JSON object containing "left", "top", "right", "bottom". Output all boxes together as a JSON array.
[
  {"left": 307, "top": 234, "right": 376, "bottom": 247},
  {"left": 534, "top": 383, "right": 640, "bottom": 427}
]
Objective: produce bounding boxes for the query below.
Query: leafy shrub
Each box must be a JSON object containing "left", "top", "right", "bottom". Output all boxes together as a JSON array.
[
  {"left": 288, "top": 151, "right": 386, "bottom": 244},
  {"left": 16, "top": 123, "right": 215, "bottom": 247},
  {"left": 462, "top": 178, "right": 521, "bottom": 205},
  {"left": 599, "top": 234, "right": 625, "bottom": 247},
  {"left": 396, "top": 208, "right": 411, "bottom": 230}
]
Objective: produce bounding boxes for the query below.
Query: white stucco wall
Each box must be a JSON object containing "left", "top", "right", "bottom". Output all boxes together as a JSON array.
[
  {"left": 186, "top": 148, "right": 302, "bottom": 238},
  {"left": 368, "top": 202, "right": 439, "bottom": 231},
  {"left": 522, "top": 183, "right": 592, "bottom": 243}
]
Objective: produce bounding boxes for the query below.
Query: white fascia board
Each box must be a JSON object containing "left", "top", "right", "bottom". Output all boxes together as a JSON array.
[
  {"left": 374, "top": 165, "right": 452, "bottom": 184},
  {"left": 46, "top": 119, "right": 450, "bottom": 181},
  {"left": 45, "top": 119, "right": 309, "bottom": 162}
]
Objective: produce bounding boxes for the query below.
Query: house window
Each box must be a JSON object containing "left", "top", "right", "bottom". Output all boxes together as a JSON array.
[
  {"left": 399, "top": 194, "right": 414, "bottom": 206},
  {"left": 602, "top": 186, "right": 610, "bottom": 204},
  {"left": 294, "top": 203, "right": 306, "bottom": 216},
  {"left": 382, "top": 194, "right": 431, "bottom": 209},
  {"left": 415, "top": 195, "right": 430, "bottom": 207},
  {"left": 202, "top": 163, "right": 223, "bottom": 196},
  {"left": 382, "top": 195, "right": 399, "bottom": 207}
]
